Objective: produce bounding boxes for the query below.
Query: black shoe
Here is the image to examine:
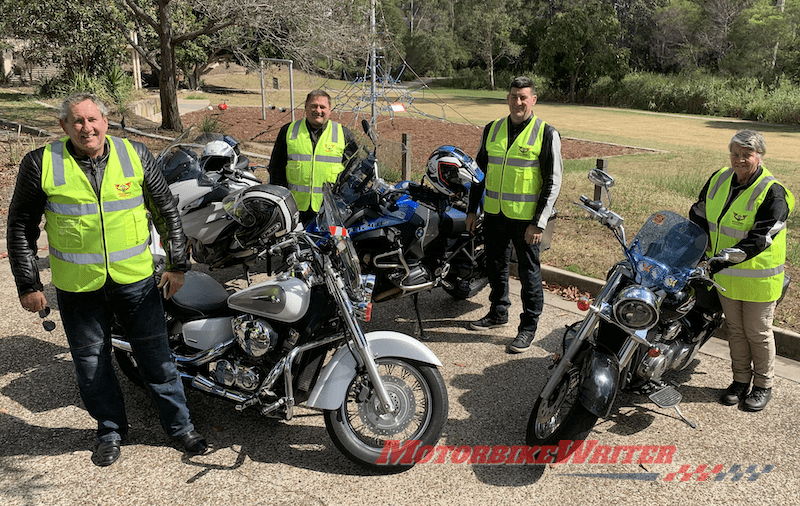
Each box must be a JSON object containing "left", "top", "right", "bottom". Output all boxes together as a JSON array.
[
  {"left": 176, "top": 430, "right": 208, "bottom": 455},
  {"left": 469, "top": 314, "right": 509, "bottom": 331},
  {"left": 719, "top": 381, "right": 750, "bottom": 405},
  {"left": 743, "top": 386, "right": 772, "bottom": 411},
  {"left": 92, "top": 439, "right": 121, "bottom": 467},
  {"left": 507, "top": 331, "right": 535, "bottom": 353}
]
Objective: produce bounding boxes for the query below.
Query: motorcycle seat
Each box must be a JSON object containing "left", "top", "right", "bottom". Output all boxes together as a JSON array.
[{"left": 168, "top": 271, "right": 232, "bottom": 319}]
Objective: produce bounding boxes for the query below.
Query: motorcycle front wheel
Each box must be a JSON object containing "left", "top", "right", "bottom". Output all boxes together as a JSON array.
[
  {"left": 526, "top": 364, "right": 598, "bottom": 447},
  {"left": 324, "top": 358, "right": 448, "bottom": 472}
]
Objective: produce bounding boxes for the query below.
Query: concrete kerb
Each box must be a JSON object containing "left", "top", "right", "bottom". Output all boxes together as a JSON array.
[{"left": 538, "top": 263, "right": 800, "bottom": 362}]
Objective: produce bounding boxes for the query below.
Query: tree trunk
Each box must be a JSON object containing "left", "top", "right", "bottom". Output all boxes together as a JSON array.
[
  {"left": 771, "top": 0, "right": 786, "bottom": 70},
  {"left": 157, "top": 0, "right": 183, "bottom": 132},
  {"left": 569, "top": 74, "right": 577, "bottom": 103}
]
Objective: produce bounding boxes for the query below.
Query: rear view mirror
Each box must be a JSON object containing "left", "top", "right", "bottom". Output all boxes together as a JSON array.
[{"left": 588, "top": 168, "right": 614, "bottom": 189}]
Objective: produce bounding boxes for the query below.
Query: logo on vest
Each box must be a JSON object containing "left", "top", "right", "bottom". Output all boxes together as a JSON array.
[
  {"left": 518, "top": 146, "right": 531, "bottom": 155},
  {"left": 733, "top": 212, "right": 747, "bottom": 222},
  {"left": 114, "top": 182, "right": 132, "bottom": 196},
  {"left": 325, "top": 142, "right": 337, "bottom": 152}
]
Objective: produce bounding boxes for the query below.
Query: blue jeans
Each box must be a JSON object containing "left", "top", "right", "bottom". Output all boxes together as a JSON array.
[
  {"left": 57, "top": 276, "right": 194, "bottom": 443},
  {"left": 483, "top": 213, "right": 544, "bottom": 333}
]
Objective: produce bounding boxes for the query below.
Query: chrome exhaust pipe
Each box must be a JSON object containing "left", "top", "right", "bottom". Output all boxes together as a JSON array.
[{"left": 191, "top": 375, "right": 250, "bottom": 404}]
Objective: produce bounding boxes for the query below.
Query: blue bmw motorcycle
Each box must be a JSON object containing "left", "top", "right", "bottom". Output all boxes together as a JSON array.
[{"left": 306, "top": 122, "right": 489, "bottom": 336}]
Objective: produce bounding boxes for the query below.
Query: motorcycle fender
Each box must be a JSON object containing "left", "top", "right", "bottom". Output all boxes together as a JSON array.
[
  {"left": 305, "top": 331, "right": 442, "bottom": 411},
  {"left": 578, "top": 348, "right": 620, "bottom": 419}
]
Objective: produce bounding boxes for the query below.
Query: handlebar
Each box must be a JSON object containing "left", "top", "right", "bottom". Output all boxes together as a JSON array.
[
  {"left": 578, "top": 195, "right": 604, "bottom": 212},
  {"left": 690, "top": 263, "right": 726, "bottom": 292},
  {"left": 267, "top": 236, "right": 299, "bottom": 256}
]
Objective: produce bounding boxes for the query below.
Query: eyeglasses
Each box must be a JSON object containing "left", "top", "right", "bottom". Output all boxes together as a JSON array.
[{"left": 39, "top": 306, "right": 56, "bottom": 332}]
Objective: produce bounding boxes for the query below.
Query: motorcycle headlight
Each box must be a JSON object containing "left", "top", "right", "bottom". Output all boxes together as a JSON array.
[{"left": 612, "top": 286, "right": 659, "bottom": 330}]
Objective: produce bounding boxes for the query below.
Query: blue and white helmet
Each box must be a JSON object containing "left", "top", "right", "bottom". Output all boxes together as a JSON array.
[{"left": 425, "top": 145, "right": 484, "bottom": 197}]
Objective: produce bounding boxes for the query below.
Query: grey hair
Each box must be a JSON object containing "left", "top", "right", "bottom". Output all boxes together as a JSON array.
[
  {"left": 729, "top": 129, "right": 766, "bottom": 157},
  {"left": 58, "top": 92, "right": 109, "bottom": 121},
  {"left": 509, "top": 76, "right": 535, "bottom": 94}
]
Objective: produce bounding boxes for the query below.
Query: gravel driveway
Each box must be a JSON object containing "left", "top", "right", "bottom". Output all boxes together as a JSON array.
[{"left": 1, "top": 253, "right": 799, "bottom": 506}]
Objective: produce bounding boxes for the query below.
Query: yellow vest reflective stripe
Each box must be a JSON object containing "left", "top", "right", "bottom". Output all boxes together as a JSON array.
[
  {"left": 285, "top": 120, "right": 346, "bottom": 212},
  {"left": 42, "top": 136, "right": 154, "bottom": 292},
  {"left": 484, "top": 116, "right": 545, "bottom": 220},
  {"left": 705, "top": 167, "right": 795, "bottom": 302}
]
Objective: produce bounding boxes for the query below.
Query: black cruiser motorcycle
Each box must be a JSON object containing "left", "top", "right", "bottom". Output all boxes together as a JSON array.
[
  {"left": 526, "top": 168, "right": 751, "bottom": 445},
  {"left": 114, "top": 183, "right": 448, "bottom": 470}
]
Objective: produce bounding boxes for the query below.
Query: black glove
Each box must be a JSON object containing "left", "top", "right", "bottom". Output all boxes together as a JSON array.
[{"left": 707, "top": 258, "right": 727, "bottom": 276}]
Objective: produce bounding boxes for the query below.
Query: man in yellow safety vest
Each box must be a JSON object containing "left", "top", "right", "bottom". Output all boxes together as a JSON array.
[
  {"left": 466, "top": 76, "right": 563, "bottom": 353},
  {"left": 7, "top": 92, "right": 207, "bottom": 466},
  {"left": 268, "top": 89, "right": 359, "bottom": 223}
]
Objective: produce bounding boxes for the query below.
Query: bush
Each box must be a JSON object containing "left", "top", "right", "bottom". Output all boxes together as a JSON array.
[
  {"left": 583, "top": 71, "right": 800, "bottom": 125},
  {"left": 36, "top": 68, "right": 135, "bottom": 115}
]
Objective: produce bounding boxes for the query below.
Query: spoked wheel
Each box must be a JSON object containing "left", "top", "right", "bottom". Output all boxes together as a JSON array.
[
  {"left": 324, "top": 358, "right": 448, "bottom": 472},
  {"left": 526, "top": 365, "right": 598, "bottom": 446}
]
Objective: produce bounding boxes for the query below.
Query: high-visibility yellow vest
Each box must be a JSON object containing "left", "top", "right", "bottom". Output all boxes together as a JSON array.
[
  {"left": 705, "top": 166, "right": 795, "bottom": 302},
  {"left": 285, "top": 120, "right": 346, "bottom": 212},
  {"left": 41, "top": 136, "right": 154, "bottom": 292},
  {"left": 484, "top": 115, "right": 546, "bottom": 220}
]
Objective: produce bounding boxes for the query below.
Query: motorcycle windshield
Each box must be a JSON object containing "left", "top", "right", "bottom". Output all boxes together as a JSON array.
[
  {"left": 320, "top": 184, "right": 364, "bottom": 293},
  {"left": 627, "top": 210, "right": 707, "bottom": 292}
]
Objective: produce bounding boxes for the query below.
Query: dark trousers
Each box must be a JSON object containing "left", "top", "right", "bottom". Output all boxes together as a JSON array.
[
  {"left": 483, "top": 213, "right": 544, "bottom": 333},
  {"left": 57, "top": 276, "right": 194, "bottom": 443}
]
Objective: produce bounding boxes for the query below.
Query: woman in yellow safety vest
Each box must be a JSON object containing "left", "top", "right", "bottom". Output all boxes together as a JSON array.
[{"left": 690, "top": 129, "right": 794, "bottom": 412}]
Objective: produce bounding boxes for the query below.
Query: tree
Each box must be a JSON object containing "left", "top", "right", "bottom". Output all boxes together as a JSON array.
[
  {"left": 456, "top": 0, "right": 524, "bottom": 89},
  {"left": 114, "top": 0, "right": 371, "bottom": 131},
  {"left": 613, "top": 0, "right": 669, "bottom": 71},
  {"left": 0, "top": 0, "right": 126, "bottom": 81},
  {"left": 537, "top": 0, "right": 629, "bottom": 102}
]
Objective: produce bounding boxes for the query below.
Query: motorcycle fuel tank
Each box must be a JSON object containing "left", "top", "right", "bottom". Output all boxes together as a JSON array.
[{"left": 227, "top": 276, "right": 311, "bottom": 323}]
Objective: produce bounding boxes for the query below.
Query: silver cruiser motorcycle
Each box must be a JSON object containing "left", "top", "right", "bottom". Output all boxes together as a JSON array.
[
  {"left": 527, "top": 168, "right": 751, "bottom": 445},
  {"left": 113, "top": 183, "right": 448, "bottom": 470}
]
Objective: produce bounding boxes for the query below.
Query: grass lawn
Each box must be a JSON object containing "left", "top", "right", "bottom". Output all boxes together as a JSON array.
[{"left": 2, "top": 72, "right": 799, "bottom": 331}]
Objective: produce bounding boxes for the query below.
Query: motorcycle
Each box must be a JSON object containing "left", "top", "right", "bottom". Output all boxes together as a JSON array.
[
  {"left": 307, "top": 120, "right": 489, "bottom": 337},
  {"left": 151, "top": 126, "right": 265, "bottom": 275},
  {"left": 526, "top": 168, "right": 750, "bottom": 445},
  {"left": 114, "top": 183, "right": 449, "bottom": 470}
]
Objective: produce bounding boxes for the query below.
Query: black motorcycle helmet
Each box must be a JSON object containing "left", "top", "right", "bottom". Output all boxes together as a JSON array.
[{"left": 223, "top": 185, "right": 300, "bottom": 247}]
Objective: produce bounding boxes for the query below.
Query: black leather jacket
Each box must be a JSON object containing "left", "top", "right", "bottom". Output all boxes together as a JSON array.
[{"left": 6, "top": 138, "right": 188, "bottom": 297}]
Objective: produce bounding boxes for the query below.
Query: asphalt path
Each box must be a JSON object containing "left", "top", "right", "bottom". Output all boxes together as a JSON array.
[{"left": 1, "top": 254, "right": 799, "bottom": 506}]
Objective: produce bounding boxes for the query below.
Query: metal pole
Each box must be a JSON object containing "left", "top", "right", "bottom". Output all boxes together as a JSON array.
[
  {"left": 260, "top": 58, "right": 266, "bottom": 120},
  {"left": 260, "top": 58, "right": 295, "bottom": 121},
  {"left": 370, "top": 0, "right": 376, "bottom": 125},
  {"left": 289, "top": 61, "right": 295, "bottom": 122}
]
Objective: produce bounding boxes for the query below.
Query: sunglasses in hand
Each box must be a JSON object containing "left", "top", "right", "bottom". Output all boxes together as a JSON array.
[{"left": 39, "top": 306, "right": 56, "bottom": 332}]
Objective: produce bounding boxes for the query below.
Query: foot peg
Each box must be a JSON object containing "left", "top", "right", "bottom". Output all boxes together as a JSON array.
[{"left": 649, "top": 385, "right": 696, "bottom": 429}]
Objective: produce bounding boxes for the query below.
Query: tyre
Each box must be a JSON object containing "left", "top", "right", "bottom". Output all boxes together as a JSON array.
[
  {"left": 443, "top": 275, "right": 489, "bottom": 300},
  {"left": 526, "top": 365, "right": 599, "bottom": 447},
  {"left": 324, "top": 358, "right": 448, "bottom": 471},
  {"left": 113, "top": 348, "right": 144, "bottom": 388}
]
